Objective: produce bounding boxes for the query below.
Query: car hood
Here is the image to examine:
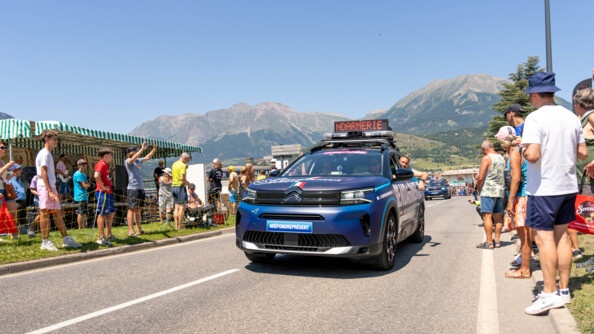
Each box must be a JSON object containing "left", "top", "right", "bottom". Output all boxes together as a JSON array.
[{"left": 249, "top": 176, "right": 388, "bottom": 192}]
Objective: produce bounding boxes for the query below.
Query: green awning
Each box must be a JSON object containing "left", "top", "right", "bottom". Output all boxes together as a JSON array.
[
  {"left": 0, "top": 119, "right": 32, "bottom": 139},
  {"left": 0, "top": 119, "right": 201, "bottom": 161}
]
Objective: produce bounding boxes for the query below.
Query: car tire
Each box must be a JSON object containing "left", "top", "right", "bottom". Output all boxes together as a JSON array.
[
  {"left": 245, "top": 252, "right": 276, "bottom": 263},
  {"left": 408, "top": 203, "right": 425, "bottom": 243},
  {"left": 371, "top": 213, "right": 397, "bottom": 271}
]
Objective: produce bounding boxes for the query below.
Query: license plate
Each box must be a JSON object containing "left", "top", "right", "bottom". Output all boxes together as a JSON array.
[{"left": 266, "top": 221, "right": 313, "bottom": 233}]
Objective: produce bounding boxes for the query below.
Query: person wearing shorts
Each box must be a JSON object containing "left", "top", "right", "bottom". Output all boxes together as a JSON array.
[
  {"left": 475, "top": 140, "right": 505, "bottom": 249},
  {"left": 94, "top": 148, "right": 116, "bottom": 245},
  {"left": 124, "top": 142, "right": 157, "bottom": 236},
  {"left": 522, "top": 72, "right": 588, "bottom": 315},
  {"left": 73, "top": 159, "right": 91, "bottom": 229},
  {"left": 172, "top": 152, "right": 191, "bottom": 230},
  {"left": 35, "top": 130, "right": 81, "bottom": 251},
  {"left": 158, "top": 167, "right": 173, "bottom": 224}
]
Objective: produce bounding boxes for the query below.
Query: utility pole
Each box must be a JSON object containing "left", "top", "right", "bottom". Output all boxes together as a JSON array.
[{"left": 544, "top": 0, "right": 553, "bottom": 72}]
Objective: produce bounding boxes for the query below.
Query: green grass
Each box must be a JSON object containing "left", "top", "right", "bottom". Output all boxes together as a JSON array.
[
  {"left": 568, "top": 233, "right": 594, "bottom": 334},
  {"left": 0, "top": 216, "right": 235, "bottom": 265}
]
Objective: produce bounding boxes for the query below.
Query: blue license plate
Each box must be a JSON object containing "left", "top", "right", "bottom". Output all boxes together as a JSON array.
[{"left": 266, "top": 221, "right": 313, "bottom": 233}]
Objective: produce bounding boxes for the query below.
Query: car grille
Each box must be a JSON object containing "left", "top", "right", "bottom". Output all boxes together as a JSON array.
[
  {"left": 254, "top": 189, "right": 341, "bottom": 206},
  {"left": 243, "top": 231, "right": 351, "bottom": 251},
  {"left": 259, "top": 213, "right": 325, "bottom": 221}
]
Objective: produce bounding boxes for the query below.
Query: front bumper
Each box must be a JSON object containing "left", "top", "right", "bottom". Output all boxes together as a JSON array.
[{"left": 235, "top": 202, "right": 385, "bottom": 258}]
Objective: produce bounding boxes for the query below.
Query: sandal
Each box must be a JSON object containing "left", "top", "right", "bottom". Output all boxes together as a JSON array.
[
  {"left": 128, "top": 232, "right": 139, "bottom": 237},
  {"left": 494, "top": 241, "right": 501, "bottom": 248},
  {"left": 476, "top": 242, "right": 494, "bottom": 249},
  {"left": 505, "top": 269, "right": 531, "bottom": 279}
]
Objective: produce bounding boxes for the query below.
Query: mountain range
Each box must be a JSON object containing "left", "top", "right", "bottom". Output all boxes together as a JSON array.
[{"left": 129, "top": 74, "right": 511, "bottom": 165}]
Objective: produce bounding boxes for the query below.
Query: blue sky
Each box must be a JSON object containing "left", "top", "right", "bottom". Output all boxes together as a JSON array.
[{"left": 1, "top": 1, "right": 592, "bottom": 135}]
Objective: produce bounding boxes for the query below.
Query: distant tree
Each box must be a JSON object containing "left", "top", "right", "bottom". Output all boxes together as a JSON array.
[{"left": 486, "top": 56, "right": 543, "bottom": 142}]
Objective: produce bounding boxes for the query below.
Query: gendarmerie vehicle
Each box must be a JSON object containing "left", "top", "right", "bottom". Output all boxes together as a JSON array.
[{"left": 235, "top": 120, "right": 425, "bottom": 270}]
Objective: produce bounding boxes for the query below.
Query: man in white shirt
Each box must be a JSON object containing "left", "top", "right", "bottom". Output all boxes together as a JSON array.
[{"left": 522, "top": 72, "right": 588, "bottom": 314}]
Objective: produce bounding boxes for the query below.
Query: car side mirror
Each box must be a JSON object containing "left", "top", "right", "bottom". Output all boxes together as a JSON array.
[{"left": 394, "top": 168, "right": 413, "bottom": 181}]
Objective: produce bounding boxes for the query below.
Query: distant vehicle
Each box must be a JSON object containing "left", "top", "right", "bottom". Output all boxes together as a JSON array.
[
  {"left": 235, "top": 119, "right": 425, "bottom": 270},
  {"left": 424, "top": 179, "right": 451, "bottom": 200}
]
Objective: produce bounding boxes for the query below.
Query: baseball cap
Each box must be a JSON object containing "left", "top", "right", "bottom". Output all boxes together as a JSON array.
[
  {"left": 127, "top": 145, "right": 138, "bottom": 154},
  {"left": 163, "top": 167, "right": 172, "bottom": 176},
  {"left": 189, "top": 183, "right": 196, "bottom": 189},
  {"left": 495, "top": 126, "right": 516, "bottom": 141},
  {"left": 505, "top": 104, "right": 525, "bottom": 115},
  {"left": 228, "top": 165, "right": 235, "bottom": 172},
  {"left": 525, "top": 72, "right": 561, "bottom": 94},
  {"left": 212, "top": 158, "right": 220, "bottom": 164},
  {"left": 9, "top": 163, "right": 21, "bottom": 171},
  {"left": 77, "top": 159, "right": 88, "bottom": 165}
]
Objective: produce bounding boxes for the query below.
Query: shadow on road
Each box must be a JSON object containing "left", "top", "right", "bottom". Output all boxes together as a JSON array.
[{"left": 244, "top": 235, "right": 435, "bottom": 279}]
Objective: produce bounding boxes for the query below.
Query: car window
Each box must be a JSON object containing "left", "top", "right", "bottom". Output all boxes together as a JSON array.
[
  {"left": 428, "top": 180, "right": 447, "bottom": 186},
  {"left": 281, "top": 151, "right": 383, "bottom": 176}
]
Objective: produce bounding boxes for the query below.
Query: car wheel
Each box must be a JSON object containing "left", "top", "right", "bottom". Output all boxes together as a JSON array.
[
  {"left": 245, "top": 252, "right": 276, "bottom": 263},
  {"left": 371, "top": 213, "right": 397, "bottom": 271},
  {"left": 408, "top": 203, "right": 425, "bottom": 243}
]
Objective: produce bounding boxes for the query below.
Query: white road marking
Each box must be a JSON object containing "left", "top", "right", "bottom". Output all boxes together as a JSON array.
[
  {"left": 476, "top": 245, "right": 499, "bottom": 333},
  {"left": 26, "top": 269, "right": 240, "bottom": 334}
]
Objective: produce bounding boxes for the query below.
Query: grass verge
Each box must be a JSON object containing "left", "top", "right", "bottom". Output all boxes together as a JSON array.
[
  {"left": 0, "top": 216, "right": 235, "bottom": 265},
  {"left": 568, "top": 233, "right": 594, "bottom": 334}
]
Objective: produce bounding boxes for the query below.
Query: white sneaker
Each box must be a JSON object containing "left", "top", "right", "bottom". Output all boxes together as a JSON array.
[
  {"left": 40, "top": 240, "right": 59, "bottom": 252},
  {"left": 558, "top": 290, "right": 571, "bottom": 304},
  {"left": 525, "top": 293, "right": 565, "bottom": 315},
  {"left": 96, "top": 237, "right": 113, "bottom": 247},
  {"left": 62, "top": 236, "right": 81, "bottom": 248}
]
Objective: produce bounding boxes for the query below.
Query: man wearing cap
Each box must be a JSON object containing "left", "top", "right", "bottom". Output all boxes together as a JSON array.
[
  {"left": 475, "top": 140, "right": 506, "bottom": 250},
  {"left": 521, "top": 72, "right": 589, "bottom": 314},
  {"left": 172, "top": 152, "right": 192, "bottom": 230},
  {"left": 125, "top": 141, "right": 157, "bottom": 237},
  {"left": 504, "top": 103, "right": 526, "bottom": 137},
  {"left": 73, "top": 159, "right": 91, "bottom": 229},
  {"left": 7, "top": 164, "right": 26, "bottom": 235}
]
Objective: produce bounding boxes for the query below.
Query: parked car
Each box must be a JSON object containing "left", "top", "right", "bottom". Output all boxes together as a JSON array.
[
  {"left": 424, "top": 179, "right": 451, "bottom": 200},
  {"left": 235, "top": 120, "right": 425, "bottom": 270}
]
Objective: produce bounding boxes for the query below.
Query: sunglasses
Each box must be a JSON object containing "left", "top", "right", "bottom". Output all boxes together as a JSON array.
[{"left": 0, "top": 146, "right": 6, "bottom": 150}]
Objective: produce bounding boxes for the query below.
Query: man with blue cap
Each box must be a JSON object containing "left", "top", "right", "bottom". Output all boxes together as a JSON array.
[{"left": 522, "top": 72, "right": 589, "bottom": 314}]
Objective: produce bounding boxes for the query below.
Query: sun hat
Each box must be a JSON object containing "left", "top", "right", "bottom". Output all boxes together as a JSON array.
[
  {"left": 163, "top": 167, "right": 172, "bottom": 176},
  {"left": 525, "top": 72, "right": 561, "bottom": 94},
  {"left": 496, "top": 126, "right": 517, "bottom": 141},
  {"left": 9, "top": 163, "right": 21, "bottom": 171}
]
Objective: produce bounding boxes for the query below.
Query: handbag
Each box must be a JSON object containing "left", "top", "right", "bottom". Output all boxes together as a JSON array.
[
  {"left": 569, "top": 174, "right": 594, "bottom": 235},
  {"left": 0, "top": 198, "right": 17, "bottom": 234},
  {"left": 3, "top": 181, "right": 17, "bottom": 200}
]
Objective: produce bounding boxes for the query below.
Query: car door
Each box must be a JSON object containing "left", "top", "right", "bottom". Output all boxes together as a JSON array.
[{"left": 389, "top": 154, "right": 416, "bottom": 234}]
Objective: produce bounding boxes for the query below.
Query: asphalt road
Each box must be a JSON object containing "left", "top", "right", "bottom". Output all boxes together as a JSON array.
[{"left": 0, "top": 197, "right": 559, "bottom": 334}]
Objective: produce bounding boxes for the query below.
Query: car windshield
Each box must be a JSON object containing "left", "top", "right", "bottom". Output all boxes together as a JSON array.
[
  {"left": 428, "top": 180, "right": 447, "bottom": 187},
  {"left": 281, "top": 151, "right": 383, "bottom": 177}
]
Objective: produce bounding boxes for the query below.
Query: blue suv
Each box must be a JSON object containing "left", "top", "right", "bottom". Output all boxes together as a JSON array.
[
  {"left": 424, "top": 179, "right": 451, "bottom": 200},
  {"left": 235, "top": 120, "right": 425, "bottom": 270}
]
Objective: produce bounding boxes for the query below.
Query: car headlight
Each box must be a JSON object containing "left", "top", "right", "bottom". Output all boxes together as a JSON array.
[
  {"left": 242, "top": 188, "right": 257, "bottom": 204},
  {"left": 340, "top": 188, "right": 374, "bottom": 205}
]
